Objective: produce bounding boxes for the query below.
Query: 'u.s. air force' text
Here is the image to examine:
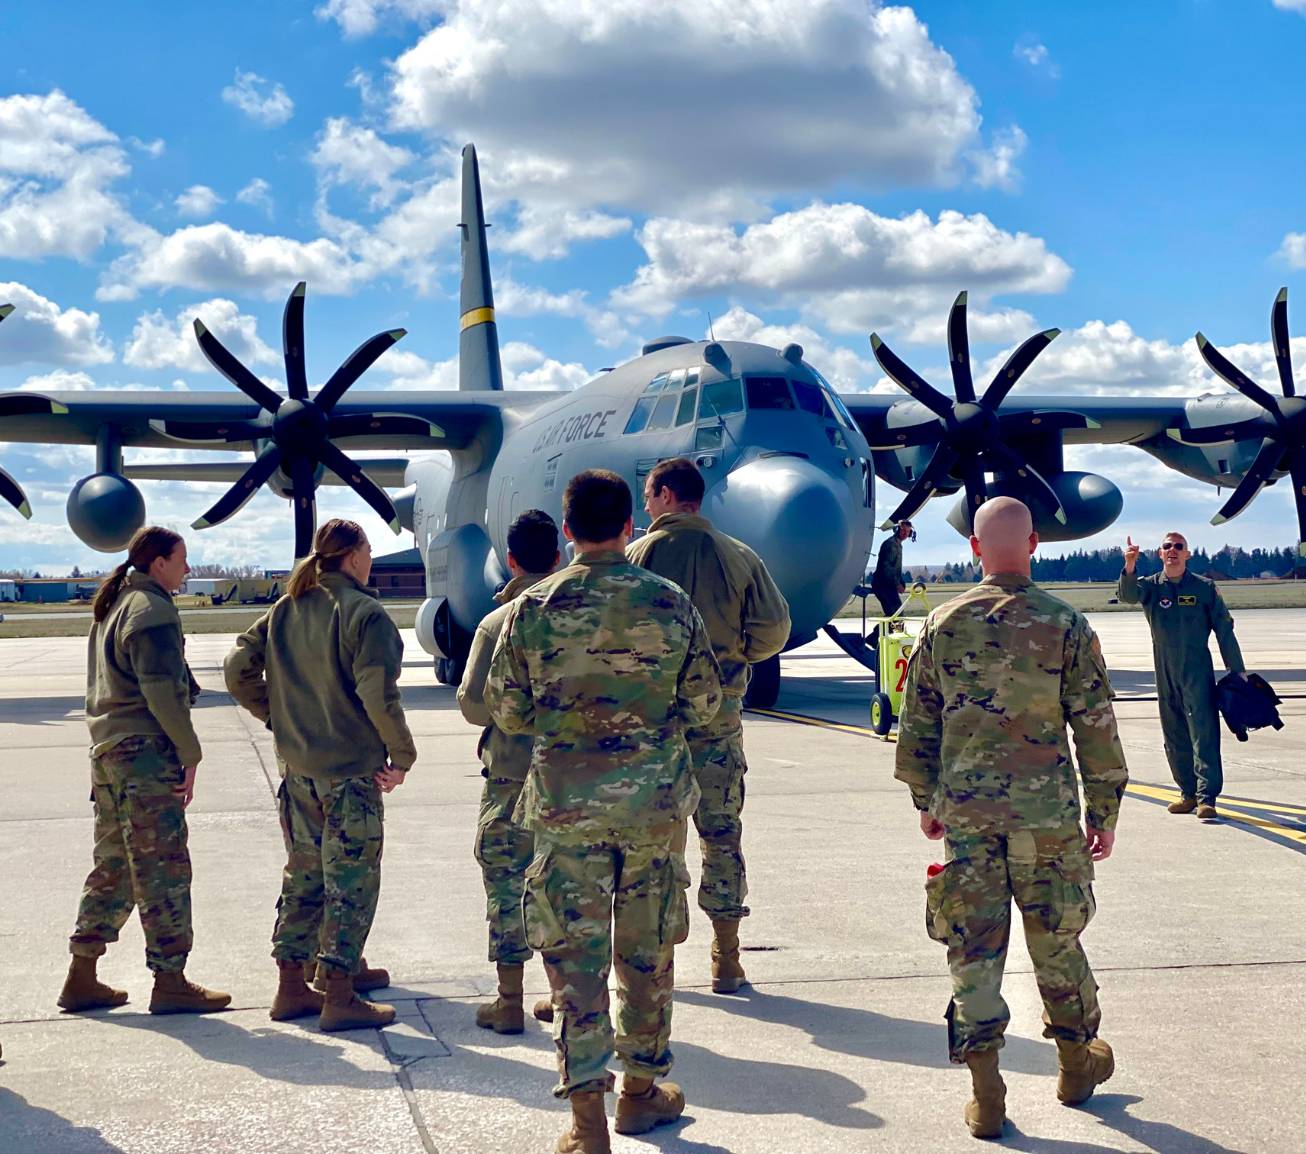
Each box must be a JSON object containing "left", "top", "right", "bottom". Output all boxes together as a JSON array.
[{"left": 533, "top": 409, "right": 618, "bottom": 453}]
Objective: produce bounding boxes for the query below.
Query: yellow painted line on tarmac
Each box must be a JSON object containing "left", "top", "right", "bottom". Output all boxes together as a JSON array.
[{"left": 749, "top": 705, "right": 1306, "bottom": 848}]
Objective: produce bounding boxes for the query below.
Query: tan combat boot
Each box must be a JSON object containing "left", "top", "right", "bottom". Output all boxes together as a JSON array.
[
  {"left": 614, "top": 1074, "right": 685, "bottom": 1135},
  {"left": 556, "top": 1090, "right": 611, "bottom": 1154},
  {"left": 1167, "top": 796, "right": 1198, "bottom": 814},
  {"left": 57, "top": 955, "right": 129, "bottom": 1012},
  {"left": 963, "top": 1049, "right": 1006, "bottom": 1139},
  {"left": 475, "top": 963, "right": 525, "bottom": 1034},
  {"left": 1196, "top": 803, "right": 1219, "bottom": 820},
  {"left": 534, "top": 996, "right": 556, "bottom": 1023},
  {"left": 710, "top": 918, "right": 747, "bottom": 993},
  {"left": 318, "top": 971, "right": 396, "bottom": 1031},
  {"left": 1056, "top": 1037, "right": 1115, "bottom": 1105},
  {"left": 309, "top": 956, "right": 391, "bottom": 993},
  {"left": 148, "top": 970, "right": 232, "bottom": 1014},
  {"left": 270, "top": 960, "right": 324, "bottom": 1021}
]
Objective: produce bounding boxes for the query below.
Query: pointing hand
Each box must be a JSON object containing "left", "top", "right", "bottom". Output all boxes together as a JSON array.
[{"left": 1123, "top": 535, "right": 1140, "bottom": 574}]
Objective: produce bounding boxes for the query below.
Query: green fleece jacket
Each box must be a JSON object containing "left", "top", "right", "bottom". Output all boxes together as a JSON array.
[
  {"left": 627, "top": 511, "right": 791, "bottom": 698},
  {"left": 224, "top": 571, "right": 416, "bottom": 779},
  {"left": 85, "top": 572, "right": 202, "bottom": 766}
]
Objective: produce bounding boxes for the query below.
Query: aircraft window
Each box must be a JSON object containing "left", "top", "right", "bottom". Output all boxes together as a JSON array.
[
  {"left": 646, "top": 393, "right": 679, "bottom": 431},
  {"left": 624, "top": 395, "right": 657, "bottom": 434},
  {"left": 817, "top": 378, "right": 856, "bottom": 430},
  {"left": 675, "top": 386, "right": 698, "bottom": 426},
  {"left": 544, "top": 455, "right": 561, "bottom": 492},
  {"left": 644, "top": 373, "right": 669, "bottom": 394},
  {"left": 695, "top": 425, "right": 724, "bottom": 451},
  {"left": 667, "top": 368, "right": 686, "bottom": 389},
  {"left": 827, "top": 426, "right": 848, "bottom": 451},
  {"left": 746, "top": 376, "right": 796, "bottom": 411},
  {"left": 685, "top": 368, "right": 700, "bottom": 387},
  {"left": 700, "top": 379, "right": 744, "bottom": 419},
  {"left": 792, "top": 379, "right": 825, "bottom": 416}
]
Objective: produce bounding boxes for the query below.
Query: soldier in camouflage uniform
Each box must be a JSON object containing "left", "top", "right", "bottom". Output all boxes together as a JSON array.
[
  {"left": 226, "top": 519, "right": 415, "bottom": 1033},
  {"left": 895, "top": 498, "right": 1128, "bottom": 1139},
  {"left": 626, "top": 457, "right": 790, "bottom": 993},
  {"left": 457, "top": 509, "right": 560, "bottom": 1034},
  {"left": 486, "top": 470, "right": 722, "bottom": 1154},
  {"left": 1118, "top": 531, "right": 1245, "bottom": 819},
  {"left": 61, "top": 526, "right": 230, "bottom": 1016}
]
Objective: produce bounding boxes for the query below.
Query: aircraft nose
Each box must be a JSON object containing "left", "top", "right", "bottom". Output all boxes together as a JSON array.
[{"left": 702, "top": 454, "right": 853, "bottom": 628}]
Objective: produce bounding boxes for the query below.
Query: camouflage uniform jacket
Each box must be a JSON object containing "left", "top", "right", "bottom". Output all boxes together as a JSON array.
[
  {"left": 485, "top": 549, "right": 723, "bottom": 842},
  {"left": 895, "top": 572, "right": 1128, "bottom": 834},
  {"left": 626, "top": 512, "right": 790, "bottom": 698},
  {"left": 86, "top": 572, "right": 202, "bottom": 766},
  {"left": 1117, "top": 568, "right": 1245, "bottom": 673},
  {"left": 224, "top": 571, "right": 416, "bottom": 778},
  {"left": 457, "top": 571, "right": 553, "bottom": 782}
]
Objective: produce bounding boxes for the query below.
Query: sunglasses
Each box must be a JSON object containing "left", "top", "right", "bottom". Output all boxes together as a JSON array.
[{"left": 1160, "top": 542, "right": 1186, "bottom": 551}]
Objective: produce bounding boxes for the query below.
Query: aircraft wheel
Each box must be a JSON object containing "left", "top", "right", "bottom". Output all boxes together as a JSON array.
[
  {"left": 436, "top": 656, "right": 463, "bottom": 686},
  {"left": 744, "top": 655, "right": 781, "bottom": 710},
  {"left": 869, "top": 692, "right": 894, "bottom": 736}
]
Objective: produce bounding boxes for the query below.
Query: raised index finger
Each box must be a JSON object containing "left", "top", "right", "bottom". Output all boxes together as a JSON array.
[{"left": 1126, "top": 535, "right": 1135, "bottom": 548}]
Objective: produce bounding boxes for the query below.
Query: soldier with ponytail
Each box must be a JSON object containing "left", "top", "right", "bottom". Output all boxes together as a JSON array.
[
  {"left": 225, "top": 518, "right": 416, "bottom": 1031},
  {"left": 60, "top": 526, "right": 231, "bottom": 1016}
]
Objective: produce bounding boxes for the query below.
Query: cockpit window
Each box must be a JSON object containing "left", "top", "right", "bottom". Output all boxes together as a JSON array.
[
  {"left": 624, "top": 395, "right": 657, "bottom": 434},
  {"left": 699, "top": 379, "right": 744, "bottom": 419},
  {"left": 645, "top": 392, "right": 679, "bottom": 431},
  {"left": 745, "top": 376, "right": 795, "bottom": 410},
  {"left": 675, "top": 386, "right": 698, "bottom": 426},
  {"left": 792, "top": 379, "right": 825, "bottom": 416},
  {"left": 812, "top": 368, "right": 856, "bottom": 430},
  {"left": 685, "top": 368, "right": 700, "bottom": 387},
  {"left": 643, "top": 373, "right": 669, "bottom": 394},
  {"left": 667, "top": 368, "right": 686, "bottom": 389}
]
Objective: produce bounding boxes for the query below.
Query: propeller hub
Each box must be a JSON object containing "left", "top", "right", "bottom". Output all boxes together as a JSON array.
[
  {"left": 272, "top": 398, "right": 327, "bottom": 448},
  {"left": 948, "top": 401, "right": 997, "bottom": 449}
]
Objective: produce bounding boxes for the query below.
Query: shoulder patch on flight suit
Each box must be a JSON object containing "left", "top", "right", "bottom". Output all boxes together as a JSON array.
[{"left": 1178, "top": 594, "right": 1197, "bottom": 606}]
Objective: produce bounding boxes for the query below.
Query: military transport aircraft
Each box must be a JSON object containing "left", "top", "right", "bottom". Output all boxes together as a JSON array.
[{"left": 1, "top": 145, "right": 1304, "bottom": 707}]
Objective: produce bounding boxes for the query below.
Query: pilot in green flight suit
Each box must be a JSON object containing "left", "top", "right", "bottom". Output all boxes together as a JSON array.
[{"left": 1117, "top": 531, "right": 1245, "bottom": 819}]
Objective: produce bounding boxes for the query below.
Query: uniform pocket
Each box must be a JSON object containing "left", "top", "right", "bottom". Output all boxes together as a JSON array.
[
  {"left": 660, "top": 853, "right": 692, "bottom": 947},
  {"left": 1049, "top": 864, "right": 1096, "bottom": 935},
  {"left": 924, "top": 865, "right": 957, "bottom": 945},
  {"left": 522, "top": 850, "right": 568, "bottom": 952}
]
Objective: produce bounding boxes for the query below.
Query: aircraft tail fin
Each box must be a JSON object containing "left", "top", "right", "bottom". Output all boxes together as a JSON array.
[{"left": 458, "top": 144, "right": 504, "bottom": 392}]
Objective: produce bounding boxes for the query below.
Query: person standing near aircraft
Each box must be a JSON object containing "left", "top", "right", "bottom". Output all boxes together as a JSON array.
[
  {"left": 225, "top": 518, "right": 415, "bottom": 1032},
  {"left": 486, "top": 470, "right": 722, "bottom": 1152},
  {"left": 896, "top": 497, "right": 1127, "bottom": 1139},
  {"left": 1118, "top": 531, "right": 1245, "bottom": 820},
  {"left": 457, "top": 509, "right": 560, "bottom": 1034},
  {"left": 871, "top": 520, "right": 914, "bottom": 617},
  {"left": 60, "top": 526, "right": 230, "bottom": 1016},
  {"left": 626, "top": 457, "right": 790, "bottom": 994}
]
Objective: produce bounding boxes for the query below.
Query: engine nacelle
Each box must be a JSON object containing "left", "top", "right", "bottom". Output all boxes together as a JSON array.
[
  {"left": 67, "top": 473, "right": 146, "bottom": 552},
  {"left": 946, "top": 470, "right": 1123, "bottom": 542},
  {"left": 414, "top": 595, "right": 449, "bottom": 658}
]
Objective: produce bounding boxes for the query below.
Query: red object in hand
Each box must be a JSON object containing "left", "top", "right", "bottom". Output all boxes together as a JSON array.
[{"left": 926, "top": 862, "right": 946, "bottom": 878}]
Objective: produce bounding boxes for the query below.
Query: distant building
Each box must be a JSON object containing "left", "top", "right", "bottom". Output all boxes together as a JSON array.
[
  {"left": 0, "top": 579, "right": 16, "bottom": 602},
  {"left": 370, "top": 547, "right": 424, "bottom": 598},
  {"left": 16, "top": 578, "right": 97, "bottom": 603}
]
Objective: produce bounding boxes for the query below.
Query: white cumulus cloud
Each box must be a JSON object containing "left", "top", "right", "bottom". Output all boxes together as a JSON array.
[
  {"left": 317, "top": 0, "right": 444, "bottom": 37},
  {"left": 969, "top": 125, "right": 1028, "bottom": 192},
  {"left": 124, "top": 298, "right": 277, "bottom": 373},
  {"left": 312, "top": 117, "right": 415, "bottom": 208},
  {"left": 235, "top": 177, "right": 274, "bottom": 214},
  {"left": 0, "top": 282, "right": 114, "bottom": 367},
  {"left": 1279, "top": 232, "right": 1306, "bottom": 268},
  {"left": 175, "top": 184, "right": 224, "bottom": 218},
  {"left": 222, "top": 70, "right": 295, "bottom": 127}
]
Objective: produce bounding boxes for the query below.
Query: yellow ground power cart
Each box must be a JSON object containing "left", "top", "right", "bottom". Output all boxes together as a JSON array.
[{"left": 868, "top": 583, "right": 932, "bottom": 738}]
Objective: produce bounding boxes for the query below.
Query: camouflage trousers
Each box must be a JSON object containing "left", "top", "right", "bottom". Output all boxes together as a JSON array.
[
  {"left": 69, "top": 735, "right": 192, "bottom": 973},
  {"left": 524, "top": 827, "right": 690, "bottom": 1098},
  {"left": 474, "top": 775, "right": 534, "bottom": 965},
  {"left": 272, "top": 772, "right": 384, "bottom": 976},
  {"left": 926, "top": 827, "right": 1101, "bottom": 1062},
  {"left": 686, "top": 699, "right": 749, "bottom": 921}
]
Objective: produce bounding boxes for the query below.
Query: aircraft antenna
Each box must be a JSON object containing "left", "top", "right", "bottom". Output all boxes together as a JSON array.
[{"left": 707, "top": 311, "right": 716, "bottom": 342}]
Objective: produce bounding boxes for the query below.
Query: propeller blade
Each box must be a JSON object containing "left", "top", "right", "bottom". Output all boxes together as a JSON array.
[
  {"left": 982, "top": 328, "right": 1061, "bottom": 410},
  {"left": 985, "top": 444, "right": 1068, "bottom": 524},
  {"left": 1210, "top": 437, "right": 1286, "bottom": 526},
  {"left": 194, "top": 319, "right": 284, "bottom": 414},
  {"left": 869, "top": 334, "right": 953, "bottom": 419},
  {"left": 1195, "top": 333, "right": 1281, "bottom": 416},
  {"left": 998, "top": 409, "right": 1099, "bottom": 437},
  {"left": 1165, "top": 417, "right": 1270, "bottom": 446},
  {"left": 947, "top": 291, "right": 975, "bottom": 403},
  {"left": 878, "top": 443, "right": 960, "bottom": 529},
  {"left": 861, "top": 421, "right": 943, "bottom": 450},
  {"left": 0, "top": 304, "right": 13, "bottom": 322},
  {"left": 1272, "top": 287, "right": 1294, "bottom": 398},
  {"left": 326, "top": 413, "right": 439, "bottom": 440},
  {"left": 961, "top": 457, "right": 987, "bottom": 518},
  {"left": 289, "top": 454, "right": 317, "bottom": 560},
  {"left": 316, "top": 441, "right": 401, "bottom": 533},
  {"left": 316, "top": 328, "right": 407, "bottom": 413},
  {"left": 283, "top": 282, "right": 309, "bottom": 401},
  {"left": 1289, "top": 450, "right": 1306, "bottom": 556},
  {"left": 191, "top": 446, "right": 283, "bottom": 530},
  {"left": 0, "top": 465, "right": 32, "bottom": 519},
  {"left": 149, "top": 418, "right": 263, "bottom": 444},
  {"left": 0, "top": 393, "right": 70, "bottom": 417}
]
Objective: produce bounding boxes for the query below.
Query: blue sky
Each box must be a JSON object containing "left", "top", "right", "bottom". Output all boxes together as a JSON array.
[{"left": 3, "top": 1, "right": 1306, "bottom": 572}]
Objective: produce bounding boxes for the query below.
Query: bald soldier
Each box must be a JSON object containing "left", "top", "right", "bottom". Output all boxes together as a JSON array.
[
  {"left": 486, "top": 469, "right": 722, "bottom": 1153},
  {"left": 626, "top": 457, "right": 790, "bottom": 992},
  {"left": 896, "top": 497, "right": 1128, "bottom": 1139},
  {"left": 1118, "top": 531, "right": 1245, "bottom": 820}
]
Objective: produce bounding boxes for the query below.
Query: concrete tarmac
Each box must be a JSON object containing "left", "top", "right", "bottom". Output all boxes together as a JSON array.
[{"left": 0, "top": 610, "right": 1303, "bottom": 1153}]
